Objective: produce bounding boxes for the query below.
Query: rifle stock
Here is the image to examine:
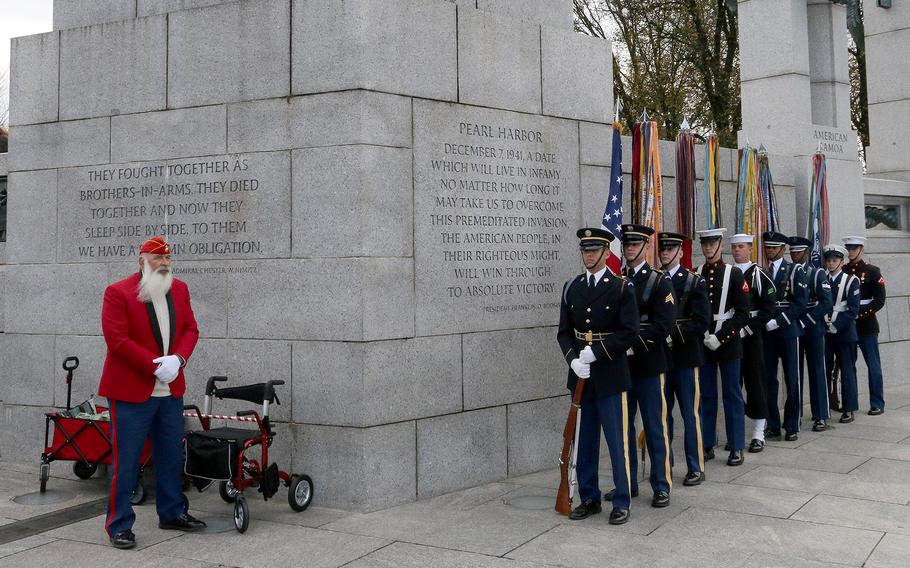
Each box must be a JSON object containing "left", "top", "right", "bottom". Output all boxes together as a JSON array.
[
  {"left": 829, "top": 360, "right": 841, "bottom": 412},
  {"left": 555, "top": 379, "right": 585, "bottom": 515}
]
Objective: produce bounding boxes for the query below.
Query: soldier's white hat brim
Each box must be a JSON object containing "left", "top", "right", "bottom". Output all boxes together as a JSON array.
[
  {"left": 823, "top": 244, "right": 848, "bottom": 258},
  {"left": 788, "top": 245, "right": 809, "bottom": 252},
  {"left": 729, "top": 233, "right": 754, "bottom": 245},
  {"left": 696, "top": 228, "right": 726, "bottom": 240},
  {"left": 842, "top": 235, "right": 866, "bottom": 246}
]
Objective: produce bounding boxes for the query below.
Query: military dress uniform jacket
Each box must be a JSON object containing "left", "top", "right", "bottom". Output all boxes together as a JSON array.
[
  {"left": 844, "top": 259, "right": 886, "bottom": 335},
  {"left": 741, "top": 264, "right": 777, "bottom": 336},
  {"left": 667, "top": 267, "right": 710, "bottom": 370},
  {"left": 698, "top": 261, "right": 750, "bottom": 361},
  {"left": 827, "top": 272, "right": 861, "bottom": 344},
  {"left": 801, "top": 265, "right": 833, "bottom": 333},
  {"left": 769, "top": 260, "right": 809, "bottom": 338},
  {"left": 625, "top": 264, "right": 676, "bottom": 378},
  {"left": 558, "top": 269, "right": 640, "bottom": 398}
]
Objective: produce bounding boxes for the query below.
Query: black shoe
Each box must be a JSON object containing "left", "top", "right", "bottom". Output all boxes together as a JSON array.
[
  {"left": 608, "top": 507, "right": 630, "bottom": 525},
  {"left": 748, "top": 439, "right": 764, "bottom": 453},
  {"left": 704, "top": 447, "right": 715, "bottom": 461},
  {"left": 812, "top": 420, "right": 828, "bottom": 432},
  {"left": 568, "top": 499, "right": 602, "bottom": 520},
  {"left": 683, "top": 471, "right": 704, "bottom": 486},
  {"left": 651, "top": 491, "right": 670, "bottom": 508},
  {"left": 839, "top": 412, "right": 855, "bottom": 424},
  {"left": 868, "top": 408, "right": 884, "bottom": 416},
  {"left": 159, "top": 513, "right": 207, "bottom": 532},
  {"left": 109, "top": 530, "right": 136, "bottom": 549},
  {"left": 727, "top": 449, "right": 744, "bottom": 466},
  {"left": 724, "top": 443, "right": 731, "bottom": 451},
  {"left": 603, "top": 487, "right": 638, "bottom": 501},
  {"left": 784, "top": 431, "right": 798, "bottom": 442},
  {"left": 764, "top": 429, "right": 782, "bottom": 440}
]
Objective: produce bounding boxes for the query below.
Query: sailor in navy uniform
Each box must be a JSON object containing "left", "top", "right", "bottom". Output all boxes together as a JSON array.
[
  {"left": 824, "top": 244, "right": 861, "bottom": 423},
  {"left": 788, "top": 237, "right": 834, "bottom": 431},
  {"left": 762, "top": 231, "right": 809, "bottom": 441},
  {"left": 557, "top": 228, "right": 639, "bottom": 524},
  {"left": 843, "top": 236, "right": 887, "bottom": 415},
  {"left": 696, "top": 228, "right": 749, "bottom": 466},
  {"left": 658, "top": 231, "right": 710, "bottom": 486},
  {"left": 602, "top": 224, "right": 675, "bottom": 508},
  {"left": 729, "top": 234, "right": 776, "bottom": 452}
]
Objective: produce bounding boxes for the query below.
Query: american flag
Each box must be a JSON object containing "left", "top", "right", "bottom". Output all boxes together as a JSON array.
[{"left": 601, "top": 123, "right": 624, "bottom": 273}]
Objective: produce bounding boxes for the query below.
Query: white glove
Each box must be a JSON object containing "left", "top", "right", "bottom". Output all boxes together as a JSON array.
[
  {"left": 739, "top": 327, "right": 747, "bottom": 338},
  {"left": 579, "top": 346, "right": 597, "bottom": 364},
  {"left": 766, "top": 319, "right": 780, "bottom": 332},
  {"left": 570, "top": 358, "right": 591, "bottom": 379},
  {"left": 626, "top": 347, "right": 635, "bottom": 356},
  {"left": 704, "top": 334, "right": 721, "bottom": 351},
  {"left": 827, "top": 323, "right": 837, "bottom": 335},
  {"left": 153, "top": 355, "right": 181, "bottom": 383}
]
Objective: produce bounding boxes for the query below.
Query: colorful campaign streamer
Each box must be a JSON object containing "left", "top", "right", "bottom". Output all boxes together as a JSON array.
[
  {"left": 758, "top": 148, "right": 780, "bottom": 234},
  {"left": 631, "top": 119, "right": 663, "bottom": 266},
  {"left": 676, "top": 128, "right": 697, "bottom": 267},
  {"left": 703, "top": 134, "right": 722, "bottom": 229},
  {"left": 807, "top": 152, "right": 830, "bottom": 268},
  {"left": 736, "top": 145, "right": 765, "bottom": 265}
]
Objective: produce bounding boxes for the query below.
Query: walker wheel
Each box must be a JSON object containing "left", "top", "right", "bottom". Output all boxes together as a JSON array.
[
  {"left": 131, "top": 480, "right": 147, "bottom": 505},
  {"left": 73, "top": 461, "right": 98, "bottom": 480},
  {"left": 288, "top": 474, "right": 313, "bottom": 512},
  {"left": 233, "top": 495, "right": 250, "bottom": 533},
  {"left": 219, "top": 480, "right": 239, "bottom": 503}
]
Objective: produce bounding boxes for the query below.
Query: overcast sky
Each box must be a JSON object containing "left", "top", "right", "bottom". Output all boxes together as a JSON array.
[{"left": 0, "top": 0, "right": 53, "bottom": 71}]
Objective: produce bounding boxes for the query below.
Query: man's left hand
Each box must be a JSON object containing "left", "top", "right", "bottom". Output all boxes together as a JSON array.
[{"left": 153, "top": 355, "right": 181, "bottom": 383}]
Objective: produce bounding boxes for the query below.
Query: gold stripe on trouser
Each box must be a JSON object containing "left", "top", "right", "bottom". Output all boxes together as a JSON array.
[
  {"left": 621, "top": 392, "right": 631, "bottom": 493},
  {"left": 693, "top": 367, "right": 705, "bottom": 472},
  {"left": 659, "top": 374, "right": 673, "bottom": 489}
]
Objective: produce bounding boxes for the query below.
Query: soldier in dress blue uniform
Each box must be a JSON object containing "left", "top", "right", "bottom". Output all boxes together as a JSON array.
[
  {"left": 602, "top": 224, "right": 675, "bottom": 508},
  {"left": 762, "top": 231, "right": 809, "bottom": 441},
  {"left": 824, "top": 244, "right": 861, "bottom": 424},
  {"left": 729, "top": 234, "right": 776, "bottom": 452},
  {"left": 557, "top": 228, "right": 639, "bottom": 524},
  {"left": 842, "top": 236, "right": 887, "bottom": 415},
  {"left": 658, "top": 231, "right": 710, "bottom": 486},
  {"left": 696, "top": 228, "right": 749, "bottom": 466}
]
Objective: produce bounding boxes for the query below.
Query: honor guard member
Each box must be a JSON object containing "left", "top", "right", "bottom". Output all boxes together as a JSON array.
[
  {"left": 843, "top": 236, "right": 887, "bottom": 415},
  {"left": 557, "top": 228, "right": 639, "bottom": 524},
  {"left": 729, "top": 234, "right": 776, "bottom": 451},
  {"left": 603, "top": 224, "right": 675, "bottom": 508},
  {"left": 824, "top": 244, "right": 861, "bottom": 423},
  {"left": 788, "top": 236, "right": 834, "bottom": 431},
  {"left": 762, "top": 231, "right": 809, "bottom": 441},
  {"left": 658, "top": 231, "right": 710, "bottom": 486},
  {"left": 696, "top": 228, "right": 749, "bottom": 466}
]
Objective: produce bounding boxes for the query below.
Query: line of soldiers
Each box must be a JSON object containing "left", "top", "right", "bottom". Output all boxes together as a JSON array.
[{"left": 557, "top": 225, "right": 887, "bottom": 524}]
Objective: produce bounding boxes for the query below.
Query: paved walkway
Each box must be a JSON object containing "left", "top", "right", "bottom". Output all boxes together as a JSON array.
[{"left": 3, "top": 384, "right": 910, "bottom": 567}]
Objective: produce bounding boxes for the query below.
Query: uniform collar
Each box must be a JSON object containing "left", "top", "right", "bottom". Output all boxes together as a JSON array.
[
  {"left": 734, "top": 261, "right": 754, "bottom": 272},
  {"left": 666, "top": 263, "right": 682, "bottom": 278},
  {"left": 586, "top": 265, "right": 608, "bottom": 285},
  {"left": 630, "top": 261, "right": 648, "bottom": 277}
]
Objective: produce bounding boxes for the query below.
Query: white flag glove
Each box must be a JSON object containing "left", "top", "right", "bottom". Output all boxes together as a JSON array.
[
  {"left": 704, "top": 334, "right": 722, "bottom": 351},
  {"left": 827, "top": 323, "right": 837, "bottom": 335},
  {"left": 570, "top": 358, "right": 591, "bottom": 379},
  {"left": 579, "top": 346, "right": 597, "bottom": 364},
  {"left": 153, "top": 355, "right": 181, "bottom": 383},
  {"left": 766, "top": 319, "right": 780, "bottom": 332}
]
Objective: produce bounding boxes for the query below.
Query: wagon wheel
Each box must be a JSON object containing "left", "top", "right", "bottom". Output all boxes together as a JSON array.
[
  {"left": 131, "top": 480, "right": 147, "bottom": 505},
  {"left": 288, "top": 475, "right": 313, "bottom": 512},
  {"left": 73, "top": 461, "right": 98, "bottom": 480},
  {"left": 233, "top": 495, "right": 250, "bottom": 533},
  {"left": 219, "top": 480, "right": 239, "bottom": 503}
]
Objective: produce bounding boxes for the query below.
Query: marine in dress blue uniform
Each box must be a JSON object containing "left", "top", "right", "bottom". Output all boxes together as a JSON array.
[
  {"left": 788, "top": 236, "right": 834, "bottom": 431},
  {"left": 842, "top": 236, "right": 887, "bottom": 415},
  {"left": 696, "top": 228, "right": 750, "bottom": 466},
  {"left": 557, "top": 228, "right": 639, "bottom": 525},
  {"left": 658, "top": 231, "right": 710, "bottom": 486},
  {"left": 762, "top": 231, "right": 809, "bottom": 441},
  {"left": 823, "top": 245, "right": 861, "bottom": 423}
]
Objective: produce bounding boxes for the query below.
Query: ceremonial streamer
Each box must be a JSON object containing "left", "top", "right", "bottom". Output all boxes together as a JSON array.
[
  {"left": 736, "top": 146, "right": 765, "bottom": 265},
  {"left": 675, "top": 129, "right": 697, "bottom": 267},
  {"left": 807, "top": 152, "right": 830, "bottom": 268},
  {"left": 758, "top": 149, "right": 780, "bottom": 233},
  {"left": 703, "top": 134, "right": 722, "bottom": 229},
  {"left": 631, "top": 120, "right": 663, "bottom": 265}
]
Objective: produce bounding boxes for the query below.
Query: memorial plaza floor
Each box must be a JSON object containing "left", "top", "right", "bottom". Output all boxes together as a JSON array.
[{"left": 3, "top": 385, "right": 910, "bottom": 568}]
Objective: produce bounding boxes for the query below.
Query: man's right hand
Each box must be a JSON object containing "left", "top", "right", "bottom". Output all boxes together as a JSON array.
[
  {"left": 579, "top": 346, "right": 597, "bottom": 364},
  {"left": 704, "top": 334, "right": 722, "bottom": 351},
  {"left": 570, "top": 358, "right": 591, "bottom": 379}
]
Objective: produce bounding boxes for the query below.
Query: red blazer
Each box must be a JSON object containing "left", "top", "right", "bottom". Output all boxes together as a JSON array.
[{"left": 98, "top": 273, "right": 199, "bottom": 403}]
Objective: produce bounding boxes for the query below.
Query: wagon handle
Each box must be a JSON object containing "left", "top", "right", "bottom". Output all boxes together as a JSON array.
[{"left": 62, "top": 356, "right": 79, "bottom": 409}]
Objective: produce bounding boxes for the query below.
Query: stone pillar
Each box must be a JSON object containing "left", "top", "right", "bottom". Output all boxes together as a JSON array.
[{"left": 807, "top": 0, "right": 851, "bottom": 128}]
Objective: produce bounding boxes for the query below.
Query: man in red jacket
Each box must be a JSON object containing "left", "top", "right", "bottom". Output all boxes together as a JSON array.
[{"left": 99, "top": 236, "right": 205, "bottom": 548}]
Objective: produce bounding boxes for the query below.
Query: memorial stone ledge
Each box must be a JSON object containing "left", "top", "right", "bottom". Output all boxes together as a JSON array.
[
  {"left": 541, "top": 26, "right": 612, "bottom": 122},
  {"left": 53, "top": 0, "right": 136, "bottom": 30},
  {"left": 9, "top": 118, "right": 110, "bottom": 172},
  {"left": 9, "top": 32, "right": 59, "bottom": 127},
  {"left": 6, "top": 170, "right": 58, "bottom": 264}
]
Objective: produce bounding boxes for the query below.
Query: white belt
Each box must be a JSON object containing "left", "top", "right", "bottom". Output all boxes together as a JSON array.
[
  {"left": 713, "top": 308, "right": 735, "bottom": 322},
  {"left": 833, "top": 301, "right": 848, "bottom": 313},
  {"left": 860, "top": 299, "right": 873, "bottom": 305}
]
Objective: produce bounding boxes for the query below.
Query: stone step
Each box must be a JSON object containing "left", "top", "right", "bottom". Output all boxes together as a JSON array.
[{"left": 864, "top": 176, "right": 910, "bottom": 198}]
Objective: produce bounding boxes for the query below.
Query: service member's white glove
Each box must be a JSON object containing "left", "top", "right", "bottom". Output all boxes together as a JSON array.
[
  {"left": 626, "top": 347, "right": 635, "bottom": 357},
  {"left": 827, "top": 323, "right": 837, "bottom": 335},
  {"left": 153, "top": 355, "right": 181, "bottom": 383},
  {"left": 739, "top": 325, "right": 753, "bottom": 338},
  {"left": 579, "top": 346, "right": 597, "bottom": 364},
  {"left": 570, "top": 358, "right": 591, "bottom": 379},
  {"left": 766, "top": 319, "right": 780, "bottom": 332},
  {"left": 704, "top": 334, "right": 722, "bottom": 351}
]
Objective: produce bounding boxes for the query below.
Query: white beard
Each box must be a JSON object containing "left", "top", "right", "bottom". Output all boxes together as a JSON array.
[{"left": 138, "top": 261, "right": 174, "bottom": 303}]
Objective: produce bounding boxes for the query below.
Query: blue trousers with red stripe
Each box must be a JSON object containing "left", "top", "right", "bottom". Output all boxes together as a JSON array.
[
  {"left": 699, "top": 359, "right": 745, "bottom": 451},
  {"left": 106, "top": 396, "right": 185, "bottom": 537},
  {"left": 627, "top": 374, "right": 672, "bottom": 494}
]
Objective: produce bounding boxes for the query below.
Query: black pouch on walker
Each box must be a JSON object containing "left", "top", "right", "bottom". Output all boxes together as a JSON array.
[{"left": 184, "top": 431, "right": 239, "bottom": 481}]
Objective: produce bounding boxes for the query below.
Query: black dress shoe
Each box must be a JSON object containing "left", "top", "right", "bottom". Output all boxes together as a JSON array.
[
  {"left": 608, "top": 507, "right": 630, "bottom": 525},
  {"left": 868, "top": 408, "right": 884, "bottom": 416},
  {"left": 839, "top": 412, "right": 855, "bottom": 424},
  {"left": 812, "top": 420, "right": 828, "bottom": 432},
  {"left": 109, "top": 530, "right": 136, "bottom": 549},
  {"left": 703, "top": 447, "right": 715, "bottom": 461},
  {"left": 748, "top": 439, "right": 764, "bottom": 453},
  {"left": 603, "top": 487, "right": 638, "bottom": 501},
  {"left": 568, "top": 499, "right": 602, "bottom": 520},
  {"left": 764, "top": 429, "right": 782, "bottom": 440},
  {"left": 724, "top": 443, "right": 731, "bottom": 451},
  {"left": 651, "top": 491, "right": 670, "bottom": 508},
  {"left": 727, "top": 449, "right": 744, "bottom": 466},
  {"left": 784, "top": 432, "right": 798, "bottom": 441},
  {"left": 159, "top": 513, "right": 207, "bottom": 532},
  {"left": 683, "top": 471, "right": 704, "bottom": 486}
]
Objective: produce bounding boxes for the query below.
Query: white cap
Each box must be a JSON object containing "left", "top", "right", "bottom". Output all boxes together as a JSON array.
[
  {"left": 842, "top": 235, "right": 866, "bottom": 247},
  {"left": 696, "top": 228, "right": 726, "bottom": 240},
  {"left": 823, "top": 244, "right": 848, "bottom": 258},
  {"left": 729, "top": 233, "right": 754, "bottom": 245}
]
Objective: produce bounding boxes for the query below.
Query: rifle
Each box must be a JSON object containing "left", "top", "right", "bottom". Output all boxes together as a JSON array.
[
  {"left": 555, "top": 379, "right": 585, "bottom": 515},
  {"left": 829, "top": 360, "right": 841, "bottom": 412}
]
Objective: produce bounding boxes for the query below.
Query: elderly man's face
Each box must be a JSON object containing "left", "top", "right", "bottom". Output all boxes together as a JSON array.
[{"left": 140, "top": 253, "right": 172, "bottom": 274}]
